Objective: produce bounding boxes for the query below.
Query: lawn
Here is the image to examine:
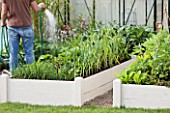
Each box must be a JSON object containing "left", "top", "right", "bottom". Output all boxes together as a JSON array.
[{"left": 0, "top": 103, "right": 170, "bottom": 113}]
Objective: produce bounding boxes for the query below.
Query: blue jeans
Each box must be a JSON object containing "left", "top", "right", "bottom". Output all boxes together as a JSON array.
[{"left": 8, "top": 26, "right": 34, "bottom": 72}]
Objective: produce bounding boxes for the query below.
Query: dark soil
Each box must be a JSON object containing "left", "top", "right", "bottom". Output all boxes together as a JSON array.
[{"left": 84, "top": 89, "right": 113, "bottom": 107}]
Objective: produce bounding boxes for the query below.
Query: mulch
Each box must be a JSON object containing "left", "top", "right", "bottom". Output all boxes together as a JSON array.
[{"left": 83, "top": 89, "right": 113, "bottom": 107}]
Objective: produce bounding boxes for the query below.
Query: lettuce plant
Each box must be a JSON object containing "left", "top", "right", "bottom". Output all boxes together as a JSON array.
[{"left": 118, "top": 30, "right": 170, "bottom": 87}]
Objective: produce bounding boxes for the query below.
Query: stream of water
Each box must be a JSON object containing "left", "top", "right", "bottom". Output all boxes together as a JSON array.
[{"left": 44, "top": 9, "right": 57, "bottom": 42}]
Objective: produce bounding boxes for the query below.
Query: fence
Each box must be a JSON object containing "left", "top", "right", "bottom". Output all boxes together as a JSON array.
[
  {"left": 54, "top": 0, "right": 169, "bottom": 30},
  {"left": 1, "top": 0, "right": 168, "bottom": 31}
]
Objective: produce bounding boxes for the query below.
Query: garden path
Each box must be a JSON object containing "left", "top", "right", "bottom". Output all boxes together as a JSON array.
[{"left": 84, "top": 89, "right": 113, "bottom": 107}]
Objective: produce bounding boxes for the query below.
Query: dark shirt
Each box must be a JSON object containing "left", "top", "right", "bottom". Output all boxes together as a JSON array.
[{"left": 2, "top": 0, "right": 35, "bottom": 27}]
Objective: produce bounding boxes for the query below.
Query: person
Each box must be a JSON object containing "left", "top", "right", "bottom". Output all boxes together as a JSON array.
[{"left": 1, "top": 0, "right": 46, "bottom": 73}]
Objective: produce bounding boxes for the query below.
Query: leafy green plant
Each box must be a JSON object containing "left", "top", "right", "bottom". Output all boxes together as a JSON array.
[
  {"left": 117, "top": 25, "right": 153, "bottom": 54},
  {"left": 14, "top": 25, "right": 131, "bottom": 80},
  {"left": 12, "top": 62, "right": 58, "bottom": 80},
  {"left": 13, "top": 24, "right": 152, "bottom": 81},
  {"left": 118, "top": 30, "right": 170, "bottom": 86}
]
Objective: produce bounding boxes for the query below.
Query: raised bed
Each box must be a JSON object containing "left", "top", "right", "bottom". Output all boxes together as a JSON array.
[
  {"left": 113, "top": 79, "right": 170, "bottom": 109},
  {"left": 0, "top": 59, "right": 134, "bottom": 106}
]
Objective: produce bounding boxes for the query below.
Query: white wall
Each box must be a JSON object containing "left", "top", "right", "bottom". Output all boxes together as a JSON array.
[
  {"left": 70, "top": 0, "right": 92, "bottom": 21},
  {"left": 95, "top": 0, "right": 112, "bottom": 24},
  {"left": 122, "top": 84, "right": 170, "bottom": 109},
  {"left": 70, "top": 0, "right": 168, "bottom": 27},
  {"left": 82, "top": 59, "right": 135, "bottom": 103},
  {"left": 113, "top": 79, "right": 170, "bottom": 109},
  {"left": 0, "top": 59, "right": 134, "bottom": 106},
  {"left": 8, "top": 79, "right": 75, "bottom": 106}
]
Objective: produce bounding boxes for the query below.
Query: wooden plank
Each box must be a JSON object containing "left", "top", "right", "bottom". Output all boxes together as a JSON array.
[
  {"left": 8, "top": 79, "right": 75, "bottom": 106},
  {"left": 122, "top": 84, "right": 170, "bottom": 109},
  {"left": 83, "top": 59, "right": 135, "bottom": 94},
  {"left": 83, "top": 81, "right": 112, "bottom": 103}
]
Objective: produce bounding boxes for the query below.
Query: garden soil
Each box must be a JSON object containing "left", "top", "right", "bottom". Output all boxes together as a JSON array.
[{"left": 84, "top": 89, "right": 113, "bottom": 107}]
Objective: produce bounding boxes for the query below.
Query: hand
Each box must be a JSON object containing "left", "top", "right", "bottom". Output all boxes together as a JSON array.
[
  {"left": 38, "top": 3, "right": 46, "bottom": 11},
  {"left": 1, "top": 21, "right": 6, "bottom": 27}
]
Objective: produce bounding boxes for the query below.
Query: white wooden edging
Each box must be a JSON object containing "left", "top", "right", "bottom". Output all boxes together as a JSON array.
[
  {"left": 0, "top": 59, "right": 134, "bottom": 106},
  {"left": 82, "top": 59, "right": 135, "bottom": 103},
  {"left": 113, "top": 79, "right": 170, "bottom": 109},
  {"left": 0, "top": 74, "right": 9, "bottom": 103},
  {"left": 8, "top": 79, "right": 76, "bottom": 106}
]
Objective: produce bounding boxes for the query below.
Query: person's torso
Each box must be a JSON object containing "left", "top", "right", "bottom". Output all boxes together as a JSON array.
[{"left": 5, "top": 0, "right": 33, "bottom": 27}]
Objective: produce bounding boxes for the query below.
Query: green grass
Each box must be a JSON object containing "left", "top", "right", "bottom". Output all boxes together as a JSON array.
[{"left": 0, "top": 103, "right": 170, "bottom": 113}]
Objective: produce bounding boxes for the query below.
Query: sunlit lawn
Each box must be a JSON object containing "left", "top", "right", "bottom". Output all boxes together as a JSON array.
[{"left": 0, "top": 103, "right": 170, "bottom": 113}]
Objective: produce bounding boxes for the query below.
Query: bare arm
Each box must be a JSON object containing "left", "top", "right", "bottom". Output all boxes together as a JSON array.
[
  {"left": 1, "top": 2, "right": 8, "bottom": 26},
  {"left": 31, "top": 1, "right": 46, "bottom": 12}
]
